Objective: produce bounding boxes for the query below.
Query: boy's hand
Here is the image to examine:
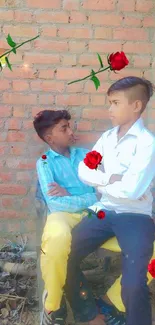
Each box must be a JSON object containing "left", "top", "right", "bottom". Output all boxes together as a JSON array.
[
  {"left": 109, "top": 174, "right": 123, "bottom": 184},
  {"left": 48, "top": 182, "right": 70, "bottom": 197}
]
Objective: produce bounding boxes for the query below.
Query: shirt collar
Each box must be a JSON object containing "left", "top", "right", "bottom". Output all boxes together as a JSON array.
[
  {"left": 49, "top": 147, "right": 77, "bottom": 159},
  {"left": 124, "top": 117, "right": 144, "bottom": 137},
  {"left": 108, "top": 117, "right": 144, "bottom": 139}
]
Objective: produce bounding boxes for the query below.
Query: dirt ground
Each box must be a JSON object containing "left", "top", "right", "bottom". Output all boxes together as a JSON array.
[{"left": 0, "top": 237, "right": 155, "bottom": 325}]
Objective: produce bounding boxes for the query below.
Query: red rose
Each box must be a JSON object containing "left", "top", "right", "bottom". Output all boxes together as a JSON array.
[
  {"left": 108, "top": 52, "right": 129, "bottom": 71},
  {"left": 84, "top": 151, "right": 102, "bottom": 170},
  {"left": 42, "top": 154, "right": 47, "bottom": 160},
  {"left": 148, "top": 259, "right": 155, "bottom": 278},
  {"left": 97, "top": 210, "right": 106, "bottom": 220}
]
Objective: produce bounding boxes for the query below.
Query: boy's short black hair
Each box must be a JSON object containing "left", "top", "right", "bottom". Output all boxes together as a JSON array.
[
  {"left": 107, "top": 76, "right": 154, "bottom": 111},
  {"left": 33, "top": 110, "right": 71, "bottom": 140}
]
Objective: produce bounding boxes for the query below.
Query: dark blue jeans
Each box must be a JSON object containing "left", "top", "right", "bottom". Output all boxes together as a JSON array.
[{"left": 64, "top": 210, "right": 155, "bottom": 325}]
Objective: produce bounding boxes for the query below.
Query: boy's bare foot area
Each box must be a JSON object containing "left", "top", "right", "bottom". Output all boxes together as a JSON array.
[{"left": 89, "top": 314, "right": 106, "bottom": 325}]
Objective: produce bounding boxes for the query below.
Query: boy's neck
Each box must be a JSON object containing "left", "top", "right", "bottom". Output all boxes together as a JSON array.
[
  {"left": 118, "top": 117, "right": 139, "bottom": 140},
  {"left": 50, "top": 145, "right": 70, "bottom": 157}
]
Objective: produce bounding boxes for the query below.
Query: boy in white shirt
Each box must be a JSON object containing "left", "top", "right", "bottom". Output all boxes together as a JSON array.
[{"left": 64, "top": 77, "right": 155, "bottom": 325}]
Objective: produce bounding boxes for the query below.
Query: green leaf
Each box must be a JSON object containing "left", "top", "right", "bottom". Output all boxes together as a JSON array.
[
  {"left": 0, "top": 62, "right": 2, "bottom": 71},
  {"left": 90, "top": 75, "right": 100, "bottom": 90},
  {"left": 6, "top": 34, "right": 16, "bottom": 48},
  {"left": 12, "top": 47, "right": 16, "bottom": 54},
  {"left": 91, "top": 69, "right": 95, "bottom": 76},
  {"left": 5, "top": 56, "right": 12, "bottom": 71},
  {"left": 97, "top": 53, "right": 103, "bottom": 68}
]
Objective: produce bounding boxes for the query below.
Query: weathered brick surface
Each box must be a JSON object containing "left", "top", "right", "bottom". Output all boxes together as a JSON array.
[{"left": 0, "top": 0, "right": 154, "bottom": 248}]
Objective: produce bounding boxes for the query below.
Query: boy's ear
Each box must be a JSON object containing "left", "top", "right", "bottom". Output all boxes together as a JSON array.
[{"left": 134, "top": 100, "right": 143, "bottom": 113}]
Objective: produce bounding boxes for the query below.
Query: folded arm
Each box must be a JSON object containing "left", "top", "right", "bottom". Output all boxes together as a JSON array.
[
  {"left": 78, "top": 135, "right": 111, "bottom": 187},
  {"left": 37, "top": 159, "right": 97, "bottom": 213},
  {"left": 98, "top": 141, "right": 155, "bottom": 200}
]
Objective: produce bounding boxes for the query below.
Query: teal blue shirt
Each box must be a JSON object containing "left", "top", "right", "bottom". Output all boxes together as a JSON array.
[{"left": 36, "top": 147, "right": 97, "bottom": 213}]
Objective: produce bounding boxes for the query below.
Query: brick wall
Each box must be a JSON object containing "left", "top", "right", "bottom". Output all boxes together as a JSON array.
[{"left": 0, "top": 0, "right": 155, "bottom": 248}]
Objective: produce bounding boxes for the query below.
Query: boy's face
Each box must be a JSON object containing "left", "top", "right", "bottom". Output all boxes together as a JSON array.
[
  {"left": 108, "top": 90, "right": 141, "bottom": 127},
  {"left": 44, "top": 119, "right": 75, "bottom": 148}
]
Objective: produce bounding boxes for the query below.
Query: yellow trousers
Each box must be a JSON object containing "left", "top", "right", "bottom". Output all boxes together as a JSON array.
[{"left": 40, "top": 212, "right": 155, "bottom": 313}]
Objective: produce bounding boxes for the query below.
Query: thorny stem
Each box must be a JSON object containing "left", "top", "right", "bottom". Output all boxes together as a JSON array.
[{"left": 68, "top": 66, "right": 110, "bottom": 85}]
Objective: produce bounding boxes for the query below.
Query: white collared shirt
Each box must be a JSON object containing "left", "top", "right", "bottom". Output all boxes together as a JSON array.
[{"left": 78, "top": 118, "right": 155, "bottom": 217}]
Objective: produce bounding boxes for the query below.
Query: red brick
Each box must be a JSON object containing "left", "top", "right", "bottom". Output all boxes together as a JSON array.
[
  {"left": 133, "top": 56, "right": 151, "bottom": 68},
  {"left": 123, "top": 16, "right": 142, "bottom": 26},
  {"left": 91, "top": 95, "right": 105, "bottom": 106},
  {"left": 9, "top": 52, "right": 23, "bottom": 64},
  {"left": 25, "top": 53, "right": 59, "bottom": 65},
  {"left": 0, "top": 184, "right": 27, "bottom": 195},
  {"left": 79, "top": 54, "right": 101, "bottom": 66},
  {"left": 3, "top": 67, "right": 36, "bottom": 79},
  {"left": 69, "top": 12, "right": 86, "bottom": 24},
  {"left": 35, "top": 11, "right": 68, "bottom": 23},
  {"left": 16, "top": 171, "right": 32, "bottom": 182},
  {"left": 18, "top": 159, "right": 36, "bottom": 169},
  {"left": 31, "top": 107, "right": 52, "bottom": 117},
  {"left": 0, "top": 145, "right": 7, "bottom": 155},
  {"left": 0, "top": 119, "right": 4, "bottom": 129},
  {"left": 13, "top": 107, "right": 29, "bottom": 118},
  {"left": 2, "top": 197, "right": 15, "bottom": 208},
  {"left": 118, "top": 0, "right": 135, "bottom": 11},
  {"left": 63, "top": 0, "right": 79, "bottom": 10},
  {"left": 110, "top": 69, "right": 142, "bottom": 80},
  {"left": 56, "top": 67, "right": 90, "bottom": 80},
  {"left": 22, "top": 120, "right": 33, "bottom": 129},
  {"left": 7, "top": 118, "right": 22, "bottom": 130},
  {"left": 12, "top": 81, "right": 29, "bottom": 91},
  {"left": 94, "top": 120, "right": 111, "bottom": 131},
  {"left": 8, "top": 221, "right": 21, "bottom": 232},
  {"left": 0, "top": 80, "right": 10, "bottom": 90},
  {"left": 113, "top": 28, "right": 148, "bottom": 41},
  {"left": 31, "top": 80, "right": 65, "bottom": 92},
  {"left": 143, "top": 16, "right": 155, "bottom": 27},
  {"left": 136, "top": 0, "right": 153, "bottom": 12},
  {"left": 61, "top": 55, "right": 76, "bottom": 66},
  {"left": 66, "top": 83, "right": 83, "bottom": 93},
  {"left": 94, "top": 28, "right": 113, "bottom": 39},
  {"left": 0, "top": 10, "right": 14, "bottom": 20},
  {"left": 3, "top": 25, "right": 38, "bottom": 38},
  {"left": 69, "top": 41, "right": 87, "bottom": 53},
  {"left": 7, "top": 131, "right": 26, "bottom": 142},
  {"left": 34, "top": 40, "right": 68, "bottom": 52},
  {"left": 76, "top": 132, "right": 101, "bottom": 144},
  {"left": 82, "top": 109, "right": 109, "bottom": 119},
  {"left": 77, "top": 121, "right": 92, "bottom": 131},
  {"left": 56, "top": 94, "right": 89, "bottom": 106},
  {"left": 39, "top": 95, "right": 54, "bottom": 105},
  {"left": 0, "top": 210, "right": 26, "bottom": 219},
  {"left": 41, "top": 27, "right": 57, "bottom": 38},
  {"left": 123, "top": 42, "right": 152, "bottom": 54},
  {"left": 14, "top": 10, "right": 33, "bottom": 22},
  {"left": 0, "top": 172, "right": 13, "bottom": 182},
  {"left": 84, "top": 81, "right": 110, "bottom": 93},
  {"left": 82, "top": 0, "right": 115, "bottom": 10},
  {"left": 23, "top": 220, "right": 36, "bottom": 232},
  {"left": 3, "top": 93, "right": 37, "bottom": 105},
  {"left": 27, "top": 0, "right": 61, "bottom": 9},
  {"left": 0, "top": 106, "right": 12, "bottom": 117},
  {"left": 39, "top": 69, "right": 55, "bottom": 79},
  {"left": 89, "top": 41, "right": 122, "bottom": 53},
  {"left": 10, "top": 145, "right": 26, "bottom": 155},
  {"left": 89, "top": 13, "right": 122, "bottom": 26},
  {"left": 0, "top": 0, "right": 5, "bottom": 6},
  {"left": 0, "top": 132, "right": 7, "bottom": 141},
  {"left": 58, "top": 27, "right": 92, "bottom": 39}
]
